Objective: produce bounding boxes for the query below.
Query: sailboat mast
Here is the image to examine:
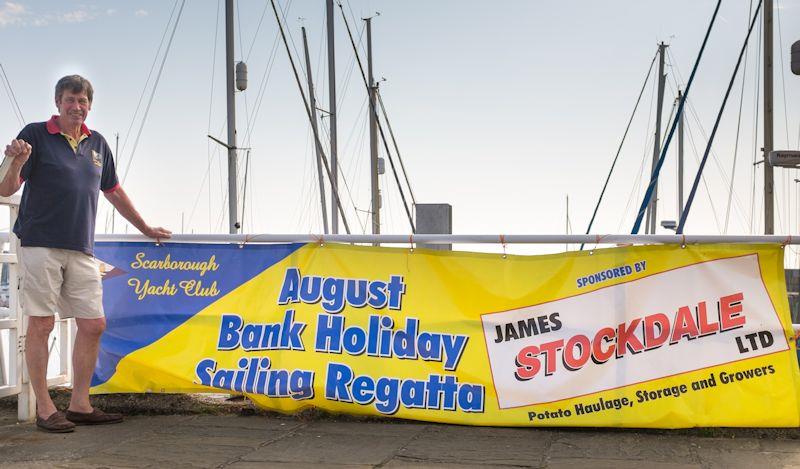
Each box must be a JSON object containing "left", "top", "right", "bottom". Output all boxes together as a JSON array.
[
  {"left": 225, "top": 0, "right": 239, "bottom": 234},
  {"left": 327, "top": 0, "right": 339, "bottom": 234},
  {"left": 763, "top": 0, "right": 774, "bottom": 234},
  {"left": 646, "top": 42, "right": 667, "bottom": 234},
  {"left": 302, "top": 26, "right": 330, "bottom": 234},
  {"left": 677, "top": 89, "right": 684, "bottom": 216},
  {"left": 112, "top": 133, "right": 119, "bottom": 233},
  {"left": 565, "top": 195, "right": 569, "bottom": 251},
  {"left": 366, "top": 17, "right": 380, "bottom": 236}
]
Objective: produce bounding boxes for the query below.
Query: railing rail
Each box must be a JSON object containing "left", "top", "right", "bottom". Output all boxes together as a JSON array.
[{"left": 89, "top": 233, "right": 800, "bottom": 245}]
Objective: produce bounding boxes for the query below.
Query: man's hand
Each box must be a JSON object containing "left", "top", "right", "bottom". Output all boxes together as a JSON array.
[
  {"left": 5, "top": 139, "right": 31, "bottom": 166},
  {"left": 142, "top": 226, "right": 172, "bottom": 240},
  {"left": 0, "top": 138, "right": 30, "bottom": 196}
]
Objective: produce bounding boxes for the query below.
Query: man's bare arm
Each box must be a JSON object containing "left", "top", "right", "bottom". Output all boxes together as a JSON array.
[
  {"left": 103, "top": 186, "right": 171, "bottom": 239},
  {"left": 0, "top": 139, "right": 30, "bottom": 197}
]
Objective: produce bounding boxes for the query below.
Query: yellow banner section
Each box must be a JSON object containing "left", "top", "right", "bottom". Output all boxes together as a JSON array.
[{"left": 93, "top": 243, "right": 800, "bottom": 427}]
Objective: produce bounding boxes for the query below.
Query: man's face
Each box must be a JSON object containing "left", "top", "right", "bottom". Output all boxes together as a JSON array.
[{"left": 56, "top": 89, "right": 91, "bottom": 128}]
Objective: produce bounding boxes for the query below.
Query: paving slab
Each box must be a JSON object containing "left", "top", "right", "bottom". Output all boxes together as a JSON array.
[
  {"left": 227, "top": 463, "right": 371, "bottom": 469},
  {"left": 546, "top": 431, "right": 697, "bottom": 463},
  {"left": 97, "top": 434, "right": 249, "bottom": 468},
  {"left": 239, "top": 427, "right": 416, "bottom": 465},
  {"left": 2, "top": 400, "right": 800, "bottom": 468},
  {"left": 758, "top": 438, "right": 800, "bottom": 453},
  {"left": 545, "top": 459, "right": 702, "bottom": 469},
  {"left": 696, "top": 449, "right": 800, "bottom": 468},
  {"left": 0, "top": 416, "right": 155, "bottom": 464},
  {"left": 383, "top": 460, "right": 525, "bottom": 469},
  {"left": 397, "top": 424, "right": 553, "bottom": 467}
]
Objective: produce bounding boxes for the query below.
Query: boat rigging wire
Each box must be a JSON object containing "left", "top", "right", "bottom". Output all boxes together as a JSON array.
[
  {"left": 775, "top": 0, "right": 791, "bottom": 150},
  {"left": 580, "top": 47, "right": 658, "bottom": 250},
  {"left": 775, "top": 0, "right": 794, "bottom": 233},
  {"left": 278, "top": 1, "right": 309, "bottom": 87},
  {"left": 270, "top": 0, "right": 352, "bottom": 234},
  {"left": 242, "top": 26, "right": 284, "bottom": 147},
  {"left": 205, "top": 3, "right": 289, "bottom": 233},
  {"left": 339, "top": 97, "right": 370, "bottom": 233},
  {"left": 290, "top": 129, "right": 314, "bottom": 231},
  {"left": 245, "top": 2, "right": 269, "bottom": 62},
  {"left": 750, "top": 17, "right": 763, "bottom": 234},
  {"left": 677, "top": 0, "right": 763, "bottom": 234},
  {"left": 377, "top": 90, "right": 417, "bottom": 206},
  {"left": 337, "top": 2, "right": 416, "bottom": 233},
  {"left": 334, "top": 22, "right": 364, "bottom": 113},
  {"left": 683, "top": 120, "right": 724, "bottom": 233},
  {"left": 316, "top": 93, "right": 370, "bottom": 234},
  {"left": 0, "top": 63, "right": 24, "bottom": 126},
  {"left": 236, "top": 0, "right": 252, "bottom": 150},
  {"left": 301, "top": 25, "right": 330, "bottom": 234},
  {"left": 314, "top": 24, "right": 360, "bottom": 150},
  {"left": 724, "top": 0, "right": 754, "bottom": 235},
  {"left": 203, "top": 0, "right": 222, "bottom": 233},
  {"left": 120, "top": 0, "right": 179, "bottom": 162},
  {"left": 665, "top": 47, "right": 750, "bottom": 223},
  {"left": 240, "top": 149, "right": 251, "bottom": 231},
  {"left": 235, "top": 0, "right": 257, "bottom": 233},
  {"left": 121, "top": 0, "right": 186, "bottom": 184},
  {"left": 631, "top": 0, "right": 722, "bottom": 234},
  {"left": 616, "top": 67, "right": 658, "bottom": 233}
]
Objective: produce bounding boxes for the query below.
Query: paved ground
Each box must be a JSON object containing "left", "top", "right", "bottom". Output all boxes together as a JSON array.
[{"left": 2, "top": 393, "right": 800, "bottom": 468}]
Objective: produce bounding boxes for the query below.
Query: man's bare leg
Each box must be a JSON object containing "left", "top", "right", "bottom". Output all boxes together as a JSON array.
[
  {"left": 25, "top": 316, "right": 56, "bottom": 419},
  {"left": 67, "top": 317, "right": 105, "bottom": 413}
]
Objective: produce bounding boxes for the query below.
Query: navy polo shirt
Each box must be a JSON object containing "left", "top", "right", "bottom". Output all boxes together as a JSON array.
[{"left": 13, "top": 116, "right": 119, "bottom": 255}]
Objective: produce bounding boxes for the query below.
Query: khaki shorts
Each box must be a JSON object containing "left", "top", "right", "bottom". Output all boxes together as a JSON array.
[{"left": 18, "top": 246, "right": 104, "bottom": 319}]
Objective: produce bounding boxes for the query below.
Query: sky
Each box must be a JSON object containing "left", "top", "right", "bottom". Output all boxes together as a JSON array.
[{"left": 0, "top": 0, "right": 799, "bottom": 256}]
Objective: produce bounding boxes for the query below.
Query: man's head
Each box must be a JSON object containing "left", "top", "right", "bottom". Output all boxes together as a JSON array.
[{"left": 54, "top": 75, "right": 93, "bottom": 129}]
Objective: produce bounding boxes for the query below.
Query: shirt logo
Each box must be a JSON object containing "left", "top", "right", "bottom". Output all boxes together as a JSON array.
[{"left": 91, "top": 150, "right": 102, "bottom": 167}]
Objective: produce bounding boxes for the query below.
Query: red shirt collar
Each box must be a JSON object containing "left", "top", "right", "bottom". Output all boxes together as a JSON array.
[{"left": 46, "top": 115, "right": 91, "bottom": 137}]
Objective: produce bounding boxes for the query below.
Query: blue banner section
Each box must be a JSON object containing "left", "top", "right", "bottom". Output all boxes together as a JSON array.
[{"left": 92, "top": 242, "right": 303, "bottom": 386}]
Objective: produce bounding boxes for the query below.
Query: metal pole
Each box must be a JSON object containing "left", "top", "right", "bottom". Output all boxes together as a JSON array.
[
  {"left": 365, "top": 18, "right": 380, "bottom": 237},
  {"left": 631, "top": 1, "right": 721, "bottom": 234},
  {"left": 678, "top": 89, "right": 684, "bottom": 215},
  {"left": 269, "top": 0, "right": 351, "bottom": 234},
  {"left": 565, "top": 195, "right": 569, "bottom": 252},
  {"left": 647, "top": 43, "right": 667, "bottom": 234},
  {"left": 302, "top": 27, "right": 330, "bottom": 234},
  {"left": 90, "top": 232, "right": 800, "bottom": 246},
  {"left": 327, "top": 0, "right": 339, "bottom": 234},
  {"left": 337, "top": 7, "right": 415, "bottom": 232},
  {"left": 764, "top": 0, "right": 774, "bottom": 234},
  {"left": 112, "top": 133, "right": 119, "bottom": 233},
  {"left": 225, "top": 0, "right": 238, "bottom": 235}
]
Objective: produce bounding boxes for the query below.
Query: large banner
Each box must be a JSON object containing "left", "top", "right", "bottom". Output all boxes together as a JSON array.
[{"left": 91, "top": 242, "right": 800, "bottom": 427}]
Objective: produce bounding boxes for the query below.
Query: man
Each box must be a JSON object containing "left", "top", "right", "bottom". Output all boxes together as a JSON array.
[{"left": 0, "top": 75, "right": 171, "bottom": 433}]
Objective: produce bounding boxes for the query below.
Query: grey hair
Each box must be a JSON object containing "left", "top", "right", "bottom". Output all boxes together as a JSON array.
[{"left": 55, "top": 75, "right": 93, "bottom": 103}]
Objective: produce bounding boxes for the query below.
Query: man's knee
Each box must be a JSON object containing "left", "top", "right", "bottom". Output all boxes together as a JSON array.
[
  {"left": 26, "top": 316, "right": 55, "bottom": 338},
  {"left": 76, "top": 317, "right": 106, "bottom": 337}
]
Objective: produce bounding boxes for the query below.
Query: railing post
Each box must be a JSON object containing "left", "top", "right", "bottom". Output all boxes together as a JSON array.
[{"left": 9, "top": 203, "right": 34, "bottom": 421}]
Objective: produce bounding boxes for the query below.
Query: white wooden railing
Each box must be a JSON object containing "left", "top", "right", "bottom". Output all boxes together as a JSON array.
[{"left": 0, "top": 195, "right": 74, "bottom": 422}]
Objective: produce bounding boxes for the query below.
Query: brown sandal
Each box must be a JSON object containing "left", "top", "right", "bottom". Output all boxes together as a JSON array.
[
  {"left": 65, "top": 408, "right": 124, "bottom": 425},
  {"left": 36, "top": 411, "right": 76, "bottom": 433}
]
